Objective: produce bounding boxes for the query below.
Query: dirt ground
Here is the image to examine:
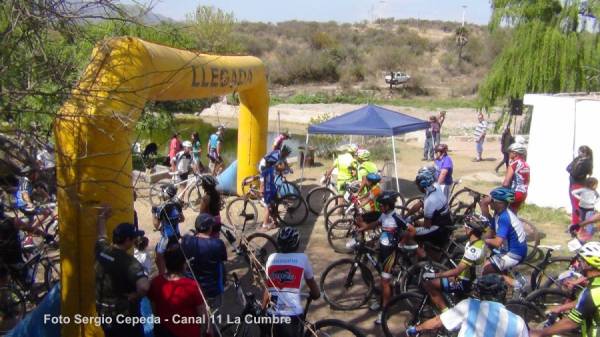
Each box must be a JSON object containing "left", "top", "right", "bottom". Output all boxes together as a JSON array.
[{"left": 133, "top": 134, "right": 571, "bottom": 336}]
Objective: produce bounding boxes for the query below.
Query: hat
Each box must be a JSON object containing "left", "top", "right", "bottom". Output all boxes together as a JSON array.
[
  {"left": 195, "top": 213, "right": 216, "bottom": 232},
  {"left": 113, "top": 223, "right": 144, "bottom": 240},
  {"left": 182, "top": 140, "right": 192, "bottom": 148}
]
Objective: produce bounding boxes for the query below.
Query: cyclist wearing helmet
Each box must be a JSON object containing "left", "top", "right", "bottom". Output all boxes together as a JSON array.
[
  {"left": 272, "top": 131, "right": 290, "bottom": 151},
  {"left": 14, "top": 166, "right": 52, "bottom": 231},
  {"left": 433, "top": 144, "right": 454, "bottom": 199},
  {"left": 480, "top": 187, "right": 527, "bottom": 274},
  {"left": 502, "top": 142, "right": 530, "bottom": 213},
  {"left": 422, "top": 215, "right": 487, "bottom": 311},
  {"left": 172, "top": 140, "right": 194, "bottom": 185},
  {"left": 259, "top": 145, "right": 292, "bottom": 174},
  {"left": 152, "top": 184, "right": 184, "bottom": 275},
  {"left": 408, "top": 274, "right": 528, "bottom": 337},
  {"left": 207, "top": 127, "right": 224, "bottom": 175},
  {"left": 357, "top": 190, "right": 411, "bottom": 324},
  {"left": 356, "top": 149, "right": 378, "bottom": 194},
  {"left": 263, "top": 227, "right": 320, "bottom": 337},
  {"left": 325, "top": 144, "right": 358, "bottom": 193},
  {"left": 530, "top": 241, "right": 600, "bottom": 337},
  {"left": 358, "top": 173, "right": 383, "bottom": 223},
  {"left": 411, "top": 167, "right": 452, "bottom": 255},
  {"left": 259, "top": 153, "right": 279, "bottom": 231}
]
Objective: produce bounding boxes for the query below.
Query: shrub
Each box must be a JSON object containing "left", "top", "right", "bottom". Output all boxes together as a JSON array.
[{"left": 308, "top": 113, "right": 344, "bottom": 157}]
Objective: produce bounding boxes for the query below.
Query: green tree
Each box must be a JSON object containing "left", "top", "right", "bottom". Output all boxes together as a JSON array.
[
  {"left": 478, "top": 0, "right": 600, "bottom": 109},
  {"left": 186, "top": 5, "right": 243, "bottom": 54}
]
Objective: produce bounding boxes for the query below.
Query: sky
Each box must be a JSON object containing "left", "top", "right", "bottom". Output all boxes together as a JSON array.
[{"left": 140, "top": 0, "right": 493, "bottom": 25}]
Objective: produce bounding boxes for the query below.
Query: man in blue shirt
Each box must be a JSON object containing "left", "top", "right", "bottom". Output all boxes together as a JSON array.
[
  {"left": 479, "top": 186, "right": 527, "bottom": 274},
  {"left": 152, "top": 184, "right": 184, "bottom": 275},
  {"left": 207, "top": 126, "right": 224, "bottom": 175},
  {"left": 181, "top": 213, "right": 227, "bottom": 310},
  {"left": 259, "top": 154, "right": 279, "bottom": 231}
]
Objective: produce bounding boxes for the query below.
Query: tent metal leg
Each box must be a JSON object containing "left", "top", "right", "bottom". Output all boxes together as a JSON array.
[
  {"left": 301, "top": 133, "right": 310, "bottom": 183},
  {"left": 391, "top": 135, "right": 400, "bottom": 192}
]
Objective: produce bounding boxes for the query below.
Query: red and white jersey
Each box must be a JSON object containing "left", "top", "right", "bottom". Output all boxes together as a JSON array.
[
  {"left": 509, "top": 158, "right": 530, "bottom": 193},
  {"left": 265, "top": 253, "right": 314, "bottom": 316}
]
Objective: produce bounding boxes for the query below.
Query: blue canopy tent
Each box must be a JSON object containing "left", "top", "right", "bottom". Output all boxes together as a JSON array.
[{"left": 304, "top": 104, "right": 430, "bottom": 191}]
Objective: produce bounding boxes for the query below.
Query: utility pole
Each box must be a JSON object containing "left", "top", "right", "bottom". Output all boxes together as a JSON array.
[{"left": 461, "top": 5, "right": 467, "bottom": 26}]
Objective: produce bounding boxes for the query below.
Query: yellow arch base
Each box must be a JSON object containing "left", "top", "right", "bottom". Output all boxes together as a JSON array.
[{"left": 54, "top": 37, "right": 269, "bottom": 337}]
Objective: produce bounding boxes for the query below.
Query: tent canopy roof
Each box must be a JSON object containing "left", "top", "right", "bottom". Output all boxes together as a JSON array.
[{"left": 307, "top": 104, "right": 430, "bottom": 136}]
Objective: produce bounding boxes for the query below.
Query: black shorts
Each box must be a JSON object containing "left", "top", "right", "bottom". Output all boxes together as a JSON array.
[
  {"left": 379, "top": 240, "right": 398, "bottom": 278},
  {"left": 362, "top": 211, "right": 381, "bottom": 223},
  {"left": 414, "top": 228, "right": 450, "bottom": 248},
  {"left": 208, "top": 149, "right": 223, "bottom": 164}
]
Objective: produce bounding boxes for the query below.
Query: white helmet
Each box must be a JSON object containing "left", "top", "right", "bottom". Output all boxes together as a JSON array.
[
  {"left": 508, "top": 142, "right": 527, "bottom": 155},
  {"left": 579, "top": 242, "right": 600, "bottom": 269},
  {"left": 514, "top": 135, "right": 526, "bottom": 145},
  {"left": 182, "top": 140, "right": 192, "bottom": 148}
]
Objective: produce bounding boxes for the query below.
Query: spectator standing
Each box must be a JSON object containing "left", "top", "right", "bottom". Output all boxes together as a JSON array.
[
  {"left": 567, "top": 145, "right": 594, "bottom": 225},
  {"left": 495, "top": 124, "right": 515, "bottom": 173},
  {"left": 423, "top": 118, "right": 435, "bottom": 161},
  {"left": 197, "top": 175, "right": 224, "bottom": 238},
  {"left": 148, "top": 246, "right": 207, "bottom": 337},
  {"left": 95, "top": 206, "right": 149, "bottom": 337},
  {"left": 571, "top": 177, "right": 599, "bottom": 223},
  {"left": 502, "top": 142, "right": 530, "bottom": 214},
  {"left": 181, "top": 214, "right": 227, "bottom": 311},
  {"left": 434, "top": 144, "right": 454, "bottom": 200},
  {"left": 473, "top": 113, "right": 488, "bottom": 162},
  {"left": 207, "top": 126, "right": 225, "bottom": 176},
  {"left": 191, "top": 132, "right": 205, "bottom": 173},
  {"left": 168, "top": 133, "right": 182, "bottom": 170},
  {"left": 432, "top": 111, "right": 446, "bottom": 147}
]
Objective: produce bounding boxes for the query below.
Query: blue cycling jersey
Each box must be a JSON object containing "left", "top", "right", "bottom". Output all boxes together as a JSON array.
[
  {"left": 14, "top": 177, "right": 32, "bottom": 208},
  {"left": 208, "top": 133, "right": 220, "bottom": 150},
  {"left": 491, "top": 209, "right": 527, "bottom": 260}
]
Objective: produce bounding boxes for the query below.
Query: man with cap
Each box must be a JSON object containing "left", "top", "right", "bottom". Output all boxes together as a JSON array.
[
  {"left": 181, "top": 213, "right": 227, "bottom": 310},
  {"left": 95, "top": 205, "right": 149, "bottom": 337}
]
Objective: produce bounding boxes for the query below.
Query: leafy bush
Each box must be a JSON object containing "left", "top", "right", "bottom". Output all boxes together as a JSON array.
[{"left": 308, "top": 113, "right": 344, "bottom": 157}]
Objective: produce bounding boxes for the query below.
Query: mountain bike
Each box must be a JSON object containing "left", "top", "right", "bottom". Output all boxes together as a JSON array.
[
  {"left": 149, "top": 171, "right": 208, "bottom": 211},
  {"left": 219, "top": 273, "right": 367, "bottom": 337}
]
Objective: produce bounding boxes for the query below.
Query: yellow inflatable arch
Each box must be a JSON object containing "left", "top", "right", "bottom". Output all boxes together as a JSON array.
[{"left": 54, "top": 36, "right": 268, "bottom": 336}]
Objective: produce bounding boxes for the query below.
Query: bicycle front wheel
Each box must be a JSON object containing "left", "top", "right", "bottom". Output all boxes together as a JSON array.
[
  {"left": 225, "top": 197, "right": 259, "bottom": 231},
  {"left": 449, "top": 188, "right": 478, "bottom": 219},
  {"left": 186, "top": 183, "right": 203, "bottom": 212},
  {"left": 382, "top": 292, "right": 442, "bottom": 337},
  {"left": 306, "top": 186, "right": 336, "bottom": 215},
  {"left": 327, "top": 218, "right": 356, "bottom": 254},
  {"left": 149, "top": 183, "right": 164, "bottom": 206},
  {"left": 275, "top": 194, "right": 309, "bottom": 227},
  {"left": 320, "top": 258, "right": 374, "bottom": 310},
  {"left": 240, "top": 232, "right": 279, "bottom": 282},
  {"left": 305, "top": 318, "right": 367, "bottom": 337}
]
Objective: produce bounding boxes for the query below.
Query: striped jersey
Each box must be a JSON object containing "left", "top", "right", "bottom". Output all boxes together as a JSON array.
[
  {"left": 440, "top": 299, "right": 529, "bottom": 337},
  {"left": 473, "top": 120, "right": 488, "bottom": 141}
]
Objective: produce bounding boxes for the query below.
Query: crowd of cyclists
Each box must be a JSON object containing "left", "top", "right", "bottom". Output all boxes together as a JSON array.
[{"left": 1, "top": 122, "right": 600, "bottom": 337}]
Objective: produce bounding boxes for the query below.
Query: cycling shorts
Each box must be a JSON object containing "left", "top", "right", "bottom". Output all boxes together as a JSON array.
[
  {"left": 414, "top": 227, "right": 449, "bottom": 248},
  {"left": 155, "top": 235, "right": 178, "bottom": 254},
  {"left": 379, "top": 240, "right": 398, "bottom": 279},
  {"left": 509, "top": 191, "right": 527, "bottom": 213},
  {"left": 489, "top": 253, "right": 521, "bottom": 272},
  {"left": 208, "top": 149, "right": 223, "bottom": 164},
  {"left": 263, "top": 189, "right": 277, "bottom": 205},
  {"left": 441, "top": 278, "right": 472, "bottom": 294}
]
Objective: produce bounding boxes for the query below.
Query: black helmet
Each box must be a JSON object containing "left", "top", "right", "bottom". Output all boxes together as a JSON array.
[
  {"left": 277, "top": 227, "right": 300, "bottom": 253},
  {"left": 475, "top": 274, "right": 507, "bottom": 302},
  {"left": 162, "top": 184, "right": 177, "bottom": 199},
  {"left": 376, "top": 191, "right": 399, "bottom": 208},
  {"left": 200, "top": 175, "right": 218, "bottom": 188},
  {"left": 463, "top": 214, "right": 489, "bottom": 236}
]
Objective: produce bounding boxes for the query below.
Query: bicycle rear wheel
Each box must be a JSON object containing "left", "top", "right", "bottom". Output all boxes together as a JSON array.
[
  {"left": 324, "top": 203, "right": 351, "bottom": 231},
  {"left": 504, "top": 299, "right": 545, "bottom": 325},
  {"left": 186, "top": 183, "right": 204, "bottom": 212},
  {"left": 306, "top": 318, "right": 367, "bottom": 337},
  {"left": 382, "top": 292, "right": 443, "bottom": 337},
  {"left": 276, "top": 194, "right": 309, "bottom": 227},
  {"left": 531, "top": 256, "right": 574, "bottom": 290},
  {"left": 306, "top": 186, "right": 336, "bottom": 215},
  {"left": 327, "top": 218, "right": 356, "bottom": 254},
  {"left": 240, "top": 233, "right": 278, "bottom": 283},
  {"left": 0, "top": 286, "right": 26, "bottom": 335},
  {"left": 320, "top": 258, "right": 374, "bottom": 310},
  {"left": 448, "top": 188, "right": 478, "bottom": 219},
  {"left": 225, "top": 197, "right": 259, "bottom": 231}
]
